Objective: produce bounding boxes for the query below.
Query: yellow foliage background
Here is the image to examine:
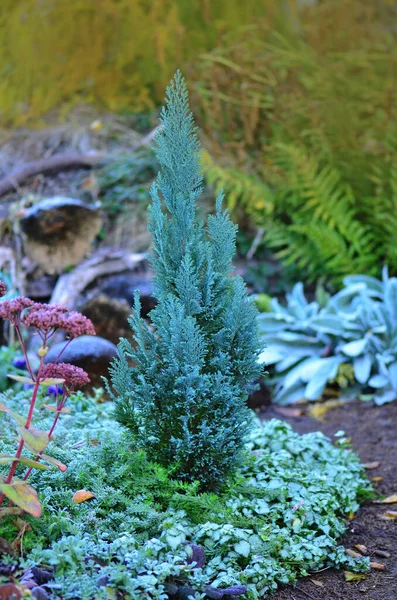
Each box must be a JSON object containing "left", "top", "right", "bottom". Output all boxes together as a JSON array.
[{"left": 0, "top": 0, "right": 270, "bottom": 126}]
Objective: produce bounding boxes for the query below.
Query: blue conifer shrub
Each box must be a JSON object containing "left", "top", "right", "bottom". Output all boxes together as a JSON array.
[{"left": 107, "top": 72, "right": 263, "bottom": 491}]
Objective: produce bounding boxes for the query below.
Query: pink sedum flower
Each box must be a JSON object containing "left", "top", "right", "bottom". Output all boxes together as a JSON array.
[
  {"left": 40, "top": 362, "right": 90, "bottom": 389},
  {"left": 0, "top": 297, "right": 36, "bottom": 325},
  {"left": 0, "top": 280, "right": 6, "bottom": 297},
  {"left": 61, "top": 311, "right": 96, "bottom": 338},
  {"left": 22, "top": 304, "right": 70, "bottom": 333},
  {"left": 21, "top": 304, "right": 95, "bottom": 338}
]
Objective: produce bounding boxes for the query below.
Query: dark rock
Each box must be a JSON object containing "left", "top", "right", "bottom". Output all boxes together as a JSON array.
[
  {"left": 20, "top": 197, "right": 102, "bottom": 274},
  {"left": 25, "top": 274, "right": 58, "bottom": 300},
  {"left": 94, "top": 274, "right": 155, "bottom": 316},
  {"left": 45, "top": 335, "right": 117, "bottom": 388},
  {"left": 79, "top": 295, "right": 132, "bottom": 345},
  {"left": 247, "top": 378, "right": 271, "bottom": 411}
]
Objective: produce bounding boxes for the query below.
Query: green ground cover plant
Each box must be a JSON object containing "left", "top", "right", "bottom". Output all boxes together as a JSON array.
[
  {"left": 0, "top": 388, "right": 371, "bottom": 599},
  {"left": 259, "top": 267, "right": 397, "bottom": 405}
]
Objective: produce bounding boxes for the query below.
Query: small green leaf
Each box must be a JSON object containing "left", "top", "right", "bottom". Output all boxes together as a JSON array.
[
  {"left": 41, "top": 454, "right": 67, "bottom": 472},
  {"left": 234, "top": 540, "right": 251, "bottom": 558},
  {"left": 39, "top": 378, "right": 65, "bottom": 387},
  {"left": 7, "top": 374, "right": 35, "bottom": 385},
  {"left": 344, "top": 571, "right": 367, "bottom": 582},
  {"left": 0, "top": 482, "right": 42, "bottom": 517},
  {"left": 0, "top": 402, "right": 26, "bottom": 426},
  {"left": 18, "top": 427, "right": 49, "bottom": 453}
]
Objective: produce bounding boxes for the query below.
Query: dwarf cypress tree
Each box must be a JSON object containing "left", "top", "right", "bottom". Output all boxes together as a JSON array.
[{"left": 108, "top": 71, "right": 263, "bottom": 491}]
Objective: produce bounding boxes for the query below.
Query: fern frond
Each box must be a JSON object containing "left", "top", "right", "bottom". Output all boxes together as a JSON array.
[{"left": 201, "top": 150, "right": 274, "bottom": 220}]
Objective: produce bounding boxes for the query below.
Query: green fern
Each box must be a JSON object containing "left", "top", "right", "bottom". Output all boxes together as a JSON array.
[
  {"left": 263, "top": 145, "right": 379, "bottom": 283},
  {"left": 201, "top": 150, "right": 274, "bottom": 221},
  {"left": 203, "top": 143, "right": 380, "bottom": 284}
]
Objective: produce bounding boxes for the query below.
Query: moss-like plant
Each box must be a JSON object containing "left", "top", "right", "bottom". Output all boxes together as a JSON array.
[{"left": 107, "top": 72, "right": 263, "bottom": 491}]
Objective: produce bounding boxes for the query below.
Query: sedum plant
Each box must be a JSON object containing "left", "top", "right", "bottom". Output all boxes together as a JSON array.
[
  {"left": 107, "top": 71, "right": 263, "bottom": 491},
  {"left": 0, "top": 280, "right": 94, "bottom": 517},
  {"left": 259, "top": 267, "right": 397, "bottom": 405}
]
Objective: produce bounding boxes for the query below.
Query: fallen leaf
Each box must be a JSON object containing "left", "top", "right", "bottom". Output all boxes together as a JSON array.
[
  {"left": 382, "top": 510, "right": 397, "bottom": 519},
  {"left": 372, "top": 476, "right": 384, "bottom": 482},
  {"left": 370, "top": 561, "right": 385, "bottom": 571},
  {"left": 374, "top": 494, "right": 397, "bottom": 504},
  {"left": 363, "top": 461, "right": 380, "bottom": 470},
  {"left": 310, "top": 579, "right": 324, "bottom": 587},
  {"left": 273, "top": 406, "right": 303, "bottom": 418},
  {"left": 346, "top": 549, "right": 362, "bottom": 558},
  {"left": 0, "top": 482, "right": 42, "bottom": 518},
  {"left": 308, "top": 399, "right": 345, "bottom": 421},
  {"left": 0, "top": 583, "right": 21, "bottom": 599},
  {"left": 344, "top": 571, "right": 366, "bottom": 582},
  {"left": 73, "top": 489, "right": 95, "bottom": 503},
  {"left": 353, "top": 544, "right": 368, "bottom": 555},
  {"left": 373, "top": 549, "right": 390, "bottom": 558},
  {"left": 42, "top": 404, "right": 71, "bottom": 414}
]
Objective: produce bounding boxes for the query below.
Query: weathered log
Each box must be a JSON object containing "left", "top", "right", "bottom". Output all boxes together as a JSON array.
[
  {"left": 0, "top": 152, "right": 104, "bottom": 197},
  {"left": 0, "top": 126, "right": 159, "bottom": 198},
  {"left": 50, "top": 248, "right": 148, "bottom": 308},
  {"left": 20, "top": 197, "right": 103, "bottom": 274}
]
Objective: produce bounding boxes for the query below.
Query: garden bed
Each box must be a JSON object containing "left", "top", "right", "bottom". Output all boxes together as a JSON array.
[{"left": 261, "top": 400, "right": 397, "bottom": 600}]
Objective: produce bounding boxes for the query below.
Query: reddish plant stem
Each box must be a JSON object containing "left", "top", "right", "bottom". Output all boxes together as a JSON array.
[
  {"left": 14, "top": 325, "right": 35, "bottom": 381},
  {"left": 0, "top": 350, "right": 46, "bottom": 506},
  {"left": 53, "top": 337, "right": 72, "bottom": 364},
  {"left": 22, "top": 390, "right": 70, "bottom": 481}
]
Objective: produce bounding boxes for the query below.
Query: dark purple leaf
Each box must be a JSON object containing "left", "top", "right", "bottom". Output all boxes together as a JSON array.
[
  {"left": 186, "top": 543, "right": 206, "bottom": 568},
  {"left": 96, "top": 574, "right": 110, "bottom": 587},
  {"left": 31, "top": 587, "right": 50, "bottom": 600},
  {"left": 176, "top": 585, "right": 199, "bottom": 599},
  {"left": 31, "top": 567, "right": 53, "bottom": 585},
  {"left": 205, "top": 584, "right": 248, "bottom": 598}
]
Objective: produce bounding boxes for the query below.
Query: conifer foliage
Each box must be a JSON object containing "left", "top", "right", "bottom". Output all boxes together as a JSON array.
[{"left": 108, "top": 72, "right": 263, "bottom": 491}]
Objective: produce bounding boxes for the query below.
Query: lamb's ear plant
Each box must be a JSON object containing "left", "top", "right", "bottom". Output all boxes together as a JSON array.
[
  {"left": 0, "top": 281, "right": 94, "bottom": 517},
  {"left": 107, "top": 71, "right": 263, "bottom": 491},
  {"left": 259, "top": 266, "right": 397, "bottom": 405}
]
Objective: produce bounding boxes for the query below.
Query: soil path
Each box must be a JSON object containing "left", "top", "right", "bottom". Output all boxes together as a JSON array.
[{"left": 261, "top": 400, "right": 397, "bottom": 600}]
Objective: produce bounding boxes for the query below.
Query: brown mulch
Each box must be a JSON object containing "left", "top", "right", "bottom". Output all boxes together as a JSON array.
[{"left": 259, "top": 400, "right": 397, "bottom": 600}]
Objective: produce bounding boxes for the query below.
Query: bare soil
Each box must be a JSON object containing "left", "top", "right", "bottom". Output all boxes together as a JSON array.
[{"left": 260, "top": 400, "right": 397, "bottom": 600}]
